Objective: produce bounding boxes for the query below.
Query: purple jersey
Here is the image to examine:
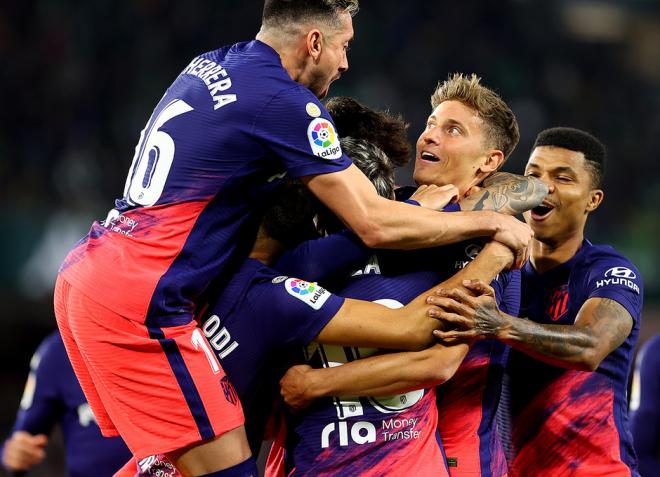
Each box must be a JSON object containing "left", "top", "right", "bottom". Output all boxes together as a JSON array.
[
  {"left": 630, "top": 335, "right": 660, "bottom": 475},
  {"left": 284, "top": 241, "right": 519, "bottom": 476},
  {"left": 59, "top": 40, "right": 351, "bottom": 327},
  {"left": 4, "top": 332, "right": 131, "bottom": 477},
  {"left": 504, "top": 240, "right": 643, "bottom": 476},
  {"left": 200, "top": 258, "right": 345, "bottom": 453}
]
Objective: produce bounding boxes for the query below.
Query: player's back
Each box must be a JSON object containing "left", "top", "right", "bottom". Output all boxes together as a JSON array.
[
  {"left": 504, "top": 240, "right": 642, "bottom": 477},
  {"left": 286, "top": 267, "right": 448, "bottom": 477},
  {"left": 59, "top": 40, "right": 350, "bottom": 327}
]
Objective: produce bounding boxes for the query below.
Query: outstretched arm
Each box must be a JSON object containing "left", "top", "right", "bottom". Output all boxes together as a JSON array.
[
  {"left": 303, "top": 164, "right": 533, "bottom": 267},
  {"left": 282, "top": 241, "right": 513, "bottom": 409},
  {"left": 432, "top": 280, "right": 633, "bottom": 371},
  {"left": 280, "top": 343, "right": 468, "bottom": 410}
]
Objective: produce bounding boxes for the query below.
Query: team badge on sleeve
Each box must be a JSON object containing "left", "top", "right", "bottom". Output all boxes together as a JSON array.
[
  {"left": 307, "top": 118, "right": 342, "bottom": 159},
  {"left": 305, "top": 102, "right": 322, "bottom": 118},
  {"left": 285, "top": 278, "right": 331, "bottom": 310}
]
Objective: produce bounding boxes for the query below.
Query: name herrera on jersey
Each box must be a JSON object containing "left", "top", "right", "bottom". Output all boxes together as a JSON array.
[{"left": 182, "top": 56, "right": 237, "bottom": 110}]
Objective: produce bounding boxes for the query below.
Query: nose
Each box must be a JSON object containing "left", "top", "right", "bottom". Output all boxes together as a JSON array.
[
  {"left": 339, "top": 51, "right": 349, "bottom": 73},
  {"left": 420, "top": 127, "right": 440, "bottom": 145},
  {"left": 538, "top": 175, "right": 555, "bottom": 193}
]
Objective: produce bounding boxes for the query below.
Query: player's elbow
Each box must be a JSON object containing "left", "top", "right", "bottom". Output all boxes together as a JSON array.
[
  {"left": 350, "top": 218, "right": 389, "bottom": 249},
  {"left": 413, "top": 361, "right": 455, "bottom": 387},
  {"left": 576, "top": 349, "right": 604, "bottom": 372}
]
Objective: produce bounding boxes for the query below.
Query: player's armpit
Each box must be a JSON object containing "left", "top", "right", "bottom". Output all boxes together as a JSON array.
[
  {"left": 460, "top": 172, "right": 548, "bottom": 215},
  {"left": 280, "top": 343, "right": 470, "bottom": 410}
]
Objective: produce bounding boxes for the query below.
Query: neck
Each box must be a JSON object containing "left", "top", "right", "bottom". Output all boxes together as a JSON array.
[
  {"left": 529, "top": 229, "right": 584, "bottom": 274},
  {"left": 249, "top": 232, "right": 286, "bottom": 267},
  {"left": 256, "top": 28, "right": 306, "bottom": 83}
]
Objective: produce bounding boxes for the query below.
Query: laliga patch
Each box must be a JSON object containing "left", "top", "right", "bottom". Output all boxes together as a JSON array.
[
  {"left": 285, "top": 278, "right": 330, "bottom": 310},
  {"left": 306, "top": 102, "right": 322, "bottom": 118},
  {"left": 307, "top": 117, "right": 342, "bottom": 159}
]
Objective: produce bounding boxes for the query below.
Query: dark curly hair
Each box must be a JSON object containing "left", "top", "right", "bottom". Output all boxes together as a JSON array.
[{"left": 325, "top": 96, "right": 412, "bottom": 167}]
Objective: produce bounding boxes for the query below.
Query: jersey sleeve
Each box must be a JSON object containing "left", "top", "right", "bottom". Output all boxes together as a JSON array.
[
  {"left": 11, "top": 333, "right": 64, "bottom": 435},
  {"left": 246, "top": 276, "right": 345, "bottom": 347},
  {"left": 585, "top": 254, "right": 643, "bottom": 325},
  {"left": 629, "top": 336, "right": 660, "bottom": 475},
  {"left": 274, "top": 229, "right": 370, "bottom": 283},
  {"left": 253, "top": 86, "right": 352, "bottom": 178}
]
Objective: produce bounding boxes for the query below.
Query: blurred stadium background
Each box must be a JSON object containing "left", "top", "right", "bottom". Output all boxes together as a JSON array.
[{"left": 1, "top": 0, "right": 659, "bottom": 474}]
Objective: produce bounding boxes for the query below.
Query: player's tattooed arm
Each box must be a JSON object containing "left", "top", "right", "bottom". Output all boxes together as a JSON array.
[
  {"left": 460, "top": 172, "right": 548, "bottom": 215},
  {"left": 432, "top": 280, "right": 633, "bottom": 371}
]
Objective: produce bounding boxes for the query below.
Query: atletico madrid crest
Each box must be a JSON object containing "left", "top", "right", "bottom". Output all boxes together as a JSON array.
[
  {"left": 546, "top": 284, "right": 569, "bottom": 321},
  {"left": 220, "top": 376, "right": 239, "bottom": 405}
]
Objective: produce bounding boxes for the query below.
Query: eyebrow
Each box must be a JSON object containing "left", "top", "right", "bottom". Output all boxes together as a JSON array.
[
  {"left": 426, "top": 116, "right": 467, "bottom": 130},
  {"left": 526, "top": 163, "right": 577, "bottom": 175}
]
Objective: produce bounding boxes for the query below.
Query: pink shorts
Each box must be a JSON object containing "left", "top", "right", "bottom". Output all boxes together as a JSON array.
[{"left": 54, "top": 276, "right": 245, "bottom": 459}]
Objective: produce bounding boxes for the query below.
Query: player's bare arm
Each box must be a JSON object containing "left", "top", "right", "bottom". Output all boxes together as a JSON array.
[
  {"left": 315, "top": 294, "right": 444, "bottom": 351},
  {"left": 281, "top": 241, "right": 513, "bottom": 410},
  {"left": 460, "top": 172, "right": 548, "bottom": 215},
  {"left": 303, "top": 164, "right": 533, "bottom": 267},
  {"left": 432, "top": 279, "right": 634, "bottom": 371}
]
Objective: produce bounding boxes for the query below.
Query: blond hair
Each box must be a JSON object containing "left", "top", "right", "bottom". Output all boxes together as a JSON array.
[{"left": 431, "top": 73, "right": 519, "bottom": 160}]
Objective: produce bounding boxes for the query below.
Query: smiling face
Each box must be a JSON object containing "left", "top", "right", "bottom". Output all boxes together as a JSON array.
[
  {"left": 303, "top": 12, "right": 353, "bottom": 99},
  {"left": 523, "top": 146, "right": 603, "bottom": 245},
  {"left": 413, "top": 100, "right": 502, "bottom": 195}
]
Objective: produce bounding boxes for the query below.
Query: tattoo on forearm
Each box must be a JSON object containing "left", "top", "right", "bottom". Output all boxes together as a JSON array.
[
  {"left": 510, "top": 298, "right": 632, "bottom": 364},
  {"left": 516, "top": 321, "right": 593, "bottom": 359},
  {"left": 465, "top": 172, "right": 548, "bottom": 215}
]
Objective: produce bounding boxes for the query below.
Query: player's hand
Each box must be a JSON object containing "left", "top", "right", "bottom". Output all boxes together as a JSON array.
[
  {"left": 427, "top": 280, "right": 507, "bottom": 343},
  {"left": 409, "top": 184, "right": 459, "bottom": 211},
  {"left": 2, "top": 430, "right": 48, "bottom": 472},
  {"left": 490, "top": 214, "right": 532, "bottom": 269},
  {"left": 280, "top": 365, "right": 316, "bottom": 412}
]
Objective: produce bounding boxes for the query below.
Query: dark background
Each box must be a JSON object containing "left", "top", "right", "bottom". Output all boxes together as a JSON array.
[{"left": 1, "top": 1, "right": 659, "bottom": 474}]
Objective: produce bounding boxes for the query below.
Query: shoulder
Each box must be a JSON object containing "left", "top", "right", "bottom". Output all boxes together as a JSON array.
[
  {"left": 577, "top": 242, "right": 642, "bottom": 290},
  {"left": 579, "top": 242, "right": 638, "bottom": 270}
]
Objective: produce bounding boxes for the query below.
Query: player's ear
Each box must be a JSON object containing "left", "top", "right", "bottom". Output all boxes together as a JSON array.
[
  {"left": 479, "top": 150, "right": 505, "bottom": 173},
  {"left": 586, "top": 189, "right": 604, "bottom": 212},
  {"left": 306, "top": 29, "right": 323, "bottom": 62}
]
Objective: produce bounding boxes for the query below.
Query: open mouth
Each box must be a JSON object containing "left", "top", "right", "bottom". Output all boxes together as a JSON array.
[
  {"left": 420, "top": 151, "right": 440, "bottom": 163},
  {"left": 530, "top": 202, "right": 555, "bottom": 221}
]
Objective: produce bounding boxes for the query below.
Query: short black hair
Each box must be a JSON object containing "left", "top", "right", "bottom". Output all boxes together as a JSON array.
[
  {"left": 326, "top": 96, "right": 412, "bottom": 167},
  {"left": 261, "top": 179, "right": 321, "bottom": 247},
  {"left": 533, "top": 127, "right": 606, "bottom": 188},
  {"left": 262, "top": 0, "right": 358, "bottom": 29}
]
